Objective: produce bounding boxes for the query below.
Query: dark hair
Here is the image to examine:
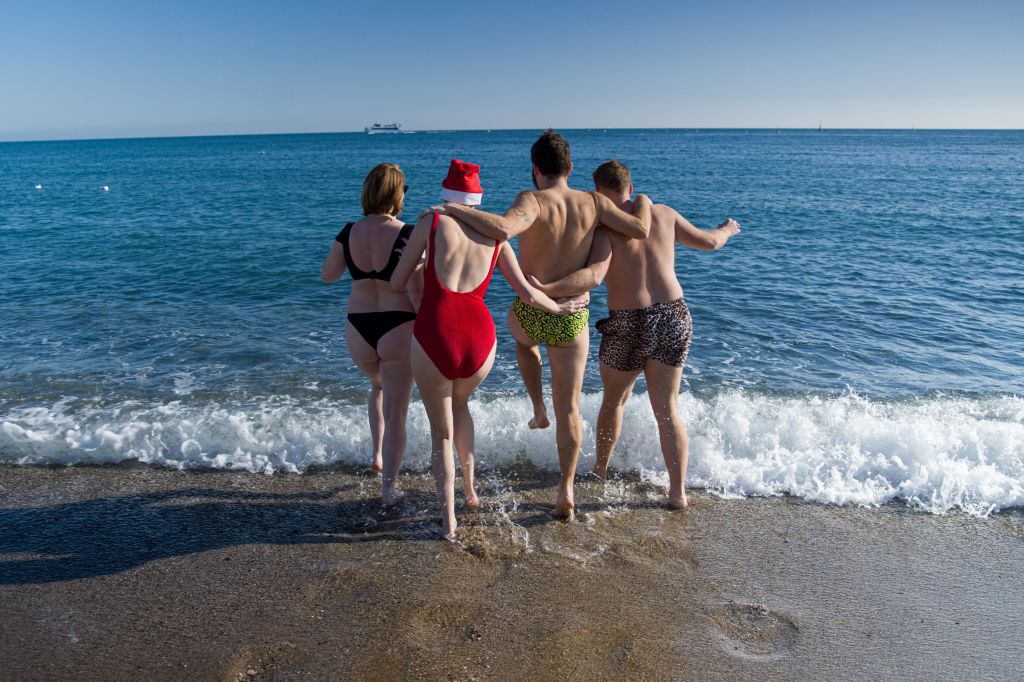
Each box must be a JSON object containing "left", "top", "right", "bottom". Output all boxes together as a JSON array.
[
  {"left": 361, "top": 163, "right": 405, "bottom": 217},
  {"left": 530, "top": 129, "right": 571, "bottom": 178},
  {"left": 592, "top": 160, "right": 631, "bottom": 193}
]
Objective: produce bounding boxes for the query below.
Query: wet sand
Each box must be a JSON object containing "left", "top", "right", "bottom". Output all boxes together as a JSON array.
[{"left": 1, "top": 463, "right": 1022, "bottom": 681}]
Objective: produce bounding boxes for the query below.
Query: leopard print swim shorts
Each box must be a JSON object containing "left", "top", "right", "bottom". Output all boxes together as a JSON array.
[{"left": 596, "top": 297, "right": 692, "bottom": 371}]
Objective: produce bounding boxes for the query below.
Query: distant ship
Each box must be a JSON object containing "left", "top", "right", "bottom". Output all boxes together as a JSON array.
[{"left": 365, "top": 122, "right": 403, "bottom": 134}]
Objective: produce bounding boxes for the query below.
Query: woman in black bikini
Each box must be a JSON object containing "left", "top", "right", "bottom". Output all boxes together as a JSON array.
[{"left": 322, "top": 163, "right": 420, "bottom": 505}]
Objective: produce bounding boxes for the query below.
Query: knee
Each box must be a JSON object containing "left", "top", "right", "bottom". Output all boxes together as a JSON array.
[
  {"left": 383, "top": 399, "right": 410, "bottom": 422},
  {"left": 431, "top": 428, "right": 453, "bottom": 448},
  {"left": 651, "top": 405, "right": 681, "bottom": 429},
  {"left": 553, "top": 400, "right": 581, "bottom": 421}
]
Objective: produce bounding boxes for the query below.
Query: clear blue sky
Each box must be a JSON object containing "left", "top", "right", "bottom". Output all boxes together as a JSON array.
[{"left": 1, "top": 0, "right": 1021, "bottom": 140}]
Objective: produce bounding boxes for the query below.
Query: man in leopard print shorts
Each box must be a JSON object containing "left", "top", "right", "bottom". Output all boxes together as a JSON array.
[{"left": 532, "top": 160, "right": 740, "bottom": 508}]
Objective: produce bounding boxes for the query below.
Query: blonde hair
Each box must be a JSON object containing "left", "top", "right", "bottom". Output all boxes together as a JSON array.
[{"left": 361, "top": 163, "right": 405, "bottom": 217}]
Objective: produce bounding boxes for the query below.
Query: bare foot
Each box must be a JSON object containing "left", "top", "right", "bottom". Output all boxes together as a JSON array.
[
  {"left": 439, "top": 524, "right": 459, "bottom": 543},
  {"left": 464, "top": 491, "right": 483, "bottom": 510},
  {"left": 528, "top": 412, "right": 550, "bottom": 430},
  {"left": 382, "top": 488, "right": 406, "bottom": 507},
  {"left": 371, "top": 454, "right": 383, "bottom": 473},
  {"left": 551, "top": 499, "right": 575, "bottom": 521},
  {"left": 667, "top": 493, "right": 688, "bottom": 509},
  {"left": 591, "top": 465, "right": 608, "bottom": 482}
]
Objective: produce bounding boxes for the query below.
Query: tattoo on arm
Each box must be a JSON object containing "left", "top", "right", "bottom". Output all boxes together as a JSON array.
[{"left": 513, "top": 207, "right": 532, "bottom": 224}]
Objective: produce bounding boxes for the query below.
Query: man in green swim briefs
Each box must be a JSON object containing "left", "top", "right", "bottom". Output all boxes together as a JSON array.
[{"left": 429, "top": 130, "right": 652, "bottom": 519}]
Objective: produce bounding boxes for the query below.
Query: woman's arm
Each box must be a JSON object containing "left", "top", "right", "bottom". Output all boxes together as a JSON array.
[
  {"left": 390, "top": 216, "right": 430, "bottom": 292},
  {"left": 321, "top": 240, "right": 347, "bottom": 282},
  {"left": 496, "top": 243, "right": 586, "bottom": 316},
  {"left": 405, "top": 263, "right": 425, "bottom": 310},
  {"left": 529, "top": 229, "right": 612, "bottom": 298}
]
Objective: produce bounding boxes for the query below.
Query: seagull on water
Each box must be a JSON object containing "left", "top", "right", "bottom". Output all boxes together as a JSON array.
[{"left": 35, "top": 183, "right": 42, "bottom": 190}]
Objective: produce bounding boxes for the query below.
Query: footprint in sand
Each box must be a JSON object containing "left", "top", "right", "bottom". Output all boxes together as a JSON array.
[{"left": 708, "top": 601, "right": 799, "bottom": 660}]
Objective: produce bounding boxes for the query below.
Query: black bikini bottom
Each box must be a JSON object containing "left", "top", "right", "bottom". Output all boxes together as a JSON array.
[{"left": 347, "top": 311, "right": 417, "bottom": 351}]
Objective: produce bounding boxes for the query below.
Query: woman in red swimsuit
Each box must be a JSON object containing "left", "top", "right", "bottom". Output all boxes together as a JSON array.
[
  {"left": 392, "top": 160, "right": 583, "bottom": 541},
  {"left": 322, "top": 163, "right": 421, "bottom": 505}
]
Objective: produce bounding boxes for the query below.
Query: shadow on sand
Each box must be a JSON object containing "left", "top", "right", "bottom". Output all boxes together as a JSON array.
[{"left": 0, "top": 482, "right": 451, "bottom": 585}]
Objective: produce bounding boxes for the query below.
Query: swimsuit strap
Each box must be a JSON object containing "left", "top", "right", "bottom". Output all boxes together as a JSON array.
[
  {"left": 426, "top": 212, "right": 499, "bottom": 296},
  {"left": 337, "top": 222, "right": 371, "bottom": 280},
  {"left": 376, "top": 222, "right": 415, "bottom": 281},
  {"left": 469, "top": 241, "right": 501, "bottom": 297},
  {"left": 425, "top": 212, "right": 441, "bottom": 284}
]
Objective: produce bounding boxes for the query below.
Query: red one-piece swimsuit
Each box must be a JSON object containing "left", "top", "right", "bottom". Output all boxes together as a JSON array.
[{"left": 413, "top": 213, "right": 500, "bottom": 380}]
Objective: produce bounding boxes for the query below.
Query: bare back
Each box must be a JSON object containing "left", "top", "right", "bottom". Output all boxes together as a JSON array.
[
  {"left": 430, "top": 214, "right": 498, "bottom": 292},
  {"left": 344, "top": 217, "right": 418, "bottom": 315},
  {"left": 517, "top": 188, "right": 600, "bottom": 282},
  {"left": 604, "top": 203, "right": 683, "bottom": 310}
]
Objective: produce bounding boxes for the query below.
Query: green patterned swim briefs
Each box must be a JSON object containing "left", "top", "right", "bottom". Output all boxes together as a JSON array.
[{"left": 511, "top": 298, "right": 590, "bottom": 346}]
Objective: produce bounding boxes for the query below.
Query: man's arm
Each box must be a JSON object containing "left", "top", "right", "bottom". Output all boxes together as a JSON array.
[
  {"left": 529, "top": 229, "right": 612, "bottom": 298},
  {"left": 435, "top": 191, "right": 540, "bottom": 242},
  {"left": 673, "top": 209, "right": 740, "bottom": 250},
  {"left": 593, "top": 192, "right": 651, "bottom": 239},
  {"left": 496, "top": 243, "right": 587, "bottom": 316}
]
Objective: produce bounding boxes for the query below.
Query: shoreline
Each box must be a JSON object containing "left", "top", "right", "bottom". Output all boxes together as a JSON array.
[{"left": 2, "top": 463, "right": 1023, "bottom": 680}]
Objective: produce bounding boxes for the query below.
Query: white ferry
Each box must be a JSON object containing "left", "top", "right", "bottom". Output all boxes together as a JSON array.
[{"left": 365, "top": 122, "right": 403, "bottom": 134}]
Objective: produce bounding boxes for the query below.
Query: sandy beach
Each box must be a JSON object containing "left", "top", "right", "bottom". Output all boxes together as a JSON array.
[{"left": 1, "top": 464, "right": 1022, "bottom": 681}]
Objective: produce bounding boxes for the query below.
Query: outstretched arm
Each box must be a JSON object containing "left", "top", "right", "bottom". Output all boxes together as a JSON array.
[
  {"left": 428, "top": 191, "right": 540, "bottom": 242},
  {"left": 497, "top": 243, "right": 586, "bottom": 316},
  {"left": 593, "top": 192, "right": 651, "bottom": 239},
  {"left": 390, "top": 216, "right": 430, "bottom": 291},
  {"left": 321, "top": 240, "right": 347, "bottom": 282},
  {"left": 674, "top": 210, "right": 740, "bottom": 250},
  {"left": 529, "top": 229, "right": 612, "bottom": 298}
]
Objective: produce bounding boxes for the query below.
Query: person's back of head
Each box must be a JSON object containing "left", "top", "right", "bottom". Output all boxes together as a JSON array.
[
  {"left": 362, "top": 163, "right": 405, "bottom": 217},
  {"left": 592, "top": 160, "right": 632, "bottom": 200},
  {"left": 531, "top": 130, "right": 572, "bottom": 179}
]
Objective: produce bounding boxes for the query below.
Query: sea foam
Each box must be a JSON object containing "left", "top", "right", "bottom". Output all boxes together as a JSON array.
[{"left": 2, "top": 391, "right": 1022, "bottom": 516}]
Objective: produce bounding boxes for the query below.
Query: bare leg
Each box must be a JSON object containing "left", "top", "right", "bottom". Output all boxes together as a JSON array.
[
  {"left": 378, "top": 358, "right": 413, "bottom": 505},
  {"left": 452, "top": 344, "right": 496, "bottom": 510},
  {"left": 411, "top": 341, "right": 456, "bottom": 540},
  {"left": 345, "top": 319, "right": 386, "bottom": 473},
  {"left": 594, "top": 362, "right": 640, "bottom": 480},
  {"left": 367, "top": 382, "right": 384, "bottom": 472},
  {"left": 546, "top": 329, "right": 590, "bottom": 519},
  {"left": 412, "top": 339, "right": 494, "bottom": 540},
  {"left": 508, "top": 308, "right": 548, "bottom": 429},
  {"left": 644, "top": 359, "right": 687, "bottom": 508}
]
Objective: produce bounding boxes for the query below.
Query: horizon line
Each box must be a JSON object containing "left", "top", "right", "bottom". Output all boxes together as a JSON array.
[{"left": 2, "top": 126, "right": 1022, "bottom": 145}]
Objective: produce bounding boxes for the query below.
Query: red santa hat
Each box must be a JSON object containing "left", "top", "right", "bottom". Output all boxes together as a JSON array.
[{"left": 440, "top": 159, "right": 483, "bottom": 205}]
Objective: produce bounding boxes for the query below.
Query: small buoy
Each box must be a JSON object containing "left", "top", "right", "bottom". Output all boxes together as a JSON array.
[
  {"left": 35, "top": 183, "right": 42, "bottom": 190},
  {"left": 102, "top": 185, "right": 109, "bottom": 191}
]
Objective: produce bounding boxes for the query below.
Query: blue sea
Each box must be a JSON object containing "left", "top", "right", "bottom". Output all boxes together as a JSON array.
[{"left": 2, "top": 129, "right": 1022, "bottom": 515}]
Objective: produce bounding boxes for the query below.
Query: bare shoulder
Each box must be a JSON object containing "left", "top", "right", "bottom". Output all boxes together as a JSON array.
[
  {"left": 415, "top": 212, "right": 435, "bottom": 229},
  {"left": 652, "top": 203, "right": 678, "bottom": 219}
]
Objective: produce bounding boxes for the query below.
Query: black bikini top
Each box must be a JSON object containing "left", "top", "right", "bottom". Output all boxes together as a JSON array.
[{"left": 335, "top": 221, "right": 414, "bottom": 281}]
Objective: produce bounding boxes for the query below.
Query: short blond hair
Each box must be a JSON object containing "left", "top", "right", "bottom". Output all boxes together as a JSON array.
[
  {"left": 592, "top": 160, "right": 631, "bottom": 193},
  {"left": 361, "top": 163, "right": 405, "bottom": 217}
]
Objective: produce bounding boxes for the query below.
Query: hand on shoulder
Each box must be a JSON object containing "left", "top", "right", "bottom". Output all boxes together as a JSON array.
[{"left": 418, "top": 204, "right": 449, "bottom": 221}]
